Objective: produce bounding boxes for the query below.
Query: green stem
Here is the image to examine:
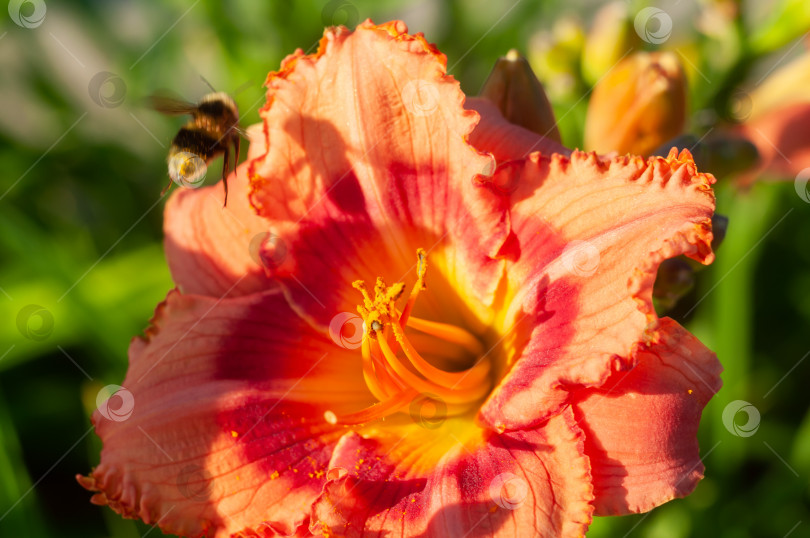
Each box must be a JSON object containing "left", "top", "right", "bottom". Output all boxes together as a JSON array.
[
  {"left": 694, "top": 182, "right": 783, "bottom": 471},
  {"left": 0, "top": 391, "right": 49, "bottom": 536}
]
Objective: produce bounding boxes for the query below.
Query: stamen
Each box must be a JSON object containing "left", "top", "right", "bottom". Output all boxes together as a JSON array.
[
  {"left": 389, "top": 314, "right": 490, "bottom": 390},
  {"left": 353, "top": 280, "right": 374, "bottom": 310},
  {"left": 361, "top": 338, "right": 391, "bottom": 402},
  {"left": 406, "top": 331, "right": 469, "bottom": 358},
  {"left": 400, "top": 248, "right": 427, "bottom": 326},
  {"left": 324, "top": 388, "right": 420, "bottom": 425},
  {"left": 406, "top": 316, "right": 485, "bottom": 358},
  {"left": 368, "top": 340, "right": 407, "bottom": 395},
  {"left": 339, "top": 249, "right": 493, "bottom": 424},
  {"left": 377, "top": 329, "right": 491, "bottom": 404}
]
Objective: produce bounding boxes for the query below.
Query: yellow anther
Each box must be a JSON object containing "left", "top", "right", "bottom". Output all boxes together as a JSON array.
[
  {"left": 401, "top": 248, "right": 427, "bottom": 326},
  {"left": 324, "top": 249, "right": 492, "bottom": 425}
]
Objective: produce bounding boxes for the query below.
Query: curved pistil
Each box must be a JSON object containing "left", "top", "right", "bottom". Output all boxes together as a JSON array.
[{"left": 325, "top": 249, "right": 493, "bottom": 425}]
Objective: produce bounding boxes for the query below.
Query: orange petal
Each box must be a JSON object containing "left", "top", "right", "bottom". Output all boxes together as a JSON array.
[
  {"left": 746, "top": 51, "right": 810, "bottom": 121},
  {"left": 79, "top": 289, "right": 369, "bottom": 537},
  {"left": 467, "top": 96, "right": 569, "bottom": 162},
  {"left": 310, "top": 407, "right": 593, "bottom": 537},
  {"left": 481, "top": 149, "right": 715, "bottom": 431},
  {"left": 246, "top": 21, "right": 508, "bottom": 328},
  {"left": 738, "top": 102, "right": 810, "bottom": 180},
  {"left": 164, "top": 124, "right": 273, "bottom": 298},
  {"left": 573, "top": 318, "right": 722, "bottom": 515}
]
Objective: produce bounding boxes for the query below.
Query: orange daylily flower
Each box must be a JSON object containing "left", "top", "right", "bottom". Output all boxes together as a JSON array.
[{"left": 79, "top": 21, "right": 721, "bottom": 537}]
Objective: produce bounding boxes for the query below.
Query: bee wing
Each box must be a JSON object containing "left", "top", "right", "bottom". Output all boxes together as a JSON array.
[
  {"left": 233, "top": 125, "right": 251, "bottom": 140},
  {"left": 231, "top": 79, "right": 256, "bottom": 98},
  {"left": 146, "top": 91, "right": 198, "bottom": 115}
]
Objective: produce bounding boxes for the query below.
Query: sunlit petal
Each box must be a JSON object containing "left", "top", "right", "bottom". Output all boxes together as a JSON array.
[
  {"left": 311, "top": 408, "right": 593, "bottom": 537},
  {"left": 79, "top": 289, "right": 367, "bottom": 537},
  {"left": 480, "top": 149, "right": 715, "bottom": 431},
  {"left": 573, "top": 318, "right": 722, "bottom": 515}
]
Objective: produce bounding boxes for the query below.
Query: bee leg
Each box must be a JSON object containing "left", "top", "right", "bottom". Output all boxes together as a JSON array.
[
  {"left": 160, "top": 176, "right": 173, "bottom": 197},
  {"left": 221, "top": 146, "right": 230, "bottom": 207}
]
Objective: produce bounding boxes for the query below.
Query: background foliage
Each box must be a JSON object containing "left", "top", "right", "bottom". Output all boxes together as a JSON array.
[{"left": 1, "top": 0, "right": 808, "bottom": 536}]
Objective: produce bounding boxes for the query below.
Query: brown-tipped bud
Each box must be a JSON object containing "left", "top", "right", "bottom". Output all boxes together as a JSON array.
[
  {"left": 581, "top": 2, "right": 640, "bottom": 86},
  {"left": 584, "top": 52, "right": 687, "bottom": 156},
  {"left": 480, "top": 49, "right": 561, "bottom": 143}
]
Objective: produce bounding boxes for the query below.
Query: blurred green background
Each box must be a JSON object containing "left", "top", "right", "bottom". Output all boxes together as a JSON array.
[{"left": 1, "top": 0, "right": 809, "bottom": 536}]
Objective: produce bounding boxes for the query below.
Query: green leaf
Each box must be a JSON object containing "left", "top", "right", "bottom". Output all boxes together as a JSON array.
[{"left": 749, "top": 0, "right": 810, "bottom": 55}]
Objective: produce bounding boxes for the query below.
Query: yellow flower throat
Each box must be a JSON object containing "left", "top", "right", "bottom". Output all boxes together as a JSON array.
[{"left": 325, "top": 249, "right": 494, "bottom": 426}]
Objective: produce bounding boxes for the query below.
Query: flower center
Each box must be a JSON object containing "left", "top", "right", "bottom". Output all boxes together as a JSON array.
[{"left": 324, "top": 249, "right": 493, "bottom": 425}]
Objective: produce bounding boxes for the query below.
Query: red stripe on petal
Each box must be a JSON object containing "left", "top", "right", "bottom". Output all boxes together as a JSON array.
[
  {"left": 481, "top": 150, "right": 715, "bottom": 431},
  {"left": 79, "top": 289, "right": 370, "bottom": 537},
  {"left": 573, "top": 318, "right": 722, "bottom": 515},
  {"left": 244, "top": 21, "right": 508, "bottom": 329},
  {"left": 310, "top": 408, "right": 593, "bottom": 537}
]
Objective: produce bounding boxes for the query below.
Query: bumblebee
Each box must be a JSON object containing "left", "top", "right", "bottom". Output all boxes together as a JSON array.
[{"left": 149, "top": 91, "right": 241, "bottom": 206}]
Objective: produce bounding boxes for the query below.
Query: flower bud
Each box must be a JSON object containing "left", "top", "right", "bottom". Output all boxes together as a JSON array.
[
  {"left": 581, "top": 2, "right": 640, "bottom": 86},
  {"left": 527, "top": 16, "right": 585, "bottom": 103},
  {"left": 479, "top": 49, "right": 561, "bottom": 143},
  {"left": 584, "top": 52, "right": 687, "bottom": 156}
]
